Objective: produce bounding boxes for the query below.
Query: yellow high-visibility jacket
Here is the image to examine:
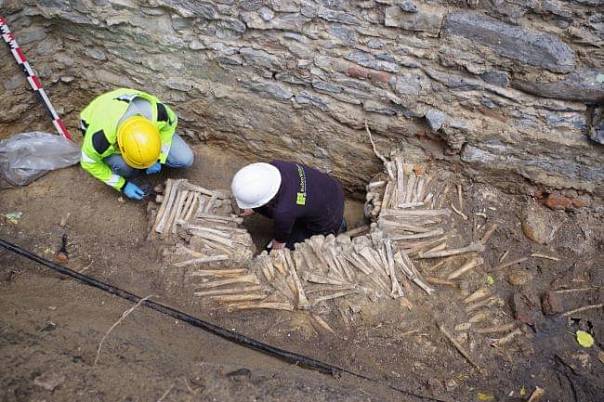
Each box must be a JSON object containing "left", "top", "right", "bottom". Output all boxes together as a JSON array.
[{"left": 80, "top": 88, "right": 177, "bottom": 190}]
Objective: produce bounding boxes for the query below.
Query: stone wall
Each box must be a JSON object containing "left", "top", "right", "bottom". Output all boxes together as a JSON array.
[{"left": 1, "top": 0, "right": 603, "bottom": 196}]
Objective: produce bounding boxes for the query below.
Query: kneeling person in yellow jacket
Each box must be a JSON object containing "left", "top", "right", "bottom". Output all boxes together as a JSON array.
[{"left": 80, "top": 88, "right": 194, "bottom": 200}]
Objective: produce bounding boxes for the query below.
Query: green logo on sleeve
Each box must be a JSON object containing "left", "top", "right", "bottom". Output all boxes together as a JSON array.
[{"left": 295, "top": 164, "right": 307, "bottom": 205}]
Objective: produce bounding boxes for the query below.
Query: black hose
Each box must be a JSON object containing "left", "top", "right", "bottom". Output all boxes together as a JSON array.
[{"left": 0, "top": 237, "right": 449, "bottom": 401}]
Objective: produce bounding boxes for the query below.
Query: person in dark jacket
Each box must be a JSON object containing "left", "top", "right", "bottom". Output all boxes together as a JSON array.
[{"left": 231, "top": 161, "right": 346, "bottom": 250}]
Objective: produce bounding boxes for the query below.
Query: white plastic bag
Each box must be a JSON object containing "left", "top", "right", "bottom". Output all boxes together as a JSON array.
[{"left": 0, "top": 132, "right": 80, "bottom": 187}]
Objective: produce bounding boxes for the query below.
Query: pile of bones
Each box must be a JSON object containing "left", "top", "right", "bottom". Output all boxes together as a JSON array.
[{"left": 147, "top": 151, "right": 522, "bottom": 344}]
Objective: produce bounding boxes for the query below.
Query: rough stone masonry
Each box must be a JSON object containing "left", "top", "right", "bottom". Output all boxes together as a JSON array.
[{"left": 0, "top": 0, "right": 602, "bottom": 196}]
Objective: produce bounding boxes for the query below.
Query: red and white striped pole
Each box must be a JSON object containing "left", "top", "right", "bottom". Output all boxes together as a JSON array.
[{"left": 0, "top": 16, "right": 73, "bottom": 141}]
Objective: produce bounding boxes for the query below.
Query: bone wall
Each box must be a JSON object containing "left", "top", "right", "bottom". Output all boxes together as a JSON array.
[{"left": 1, "top": 0, "right": 602, "bottom": 196}]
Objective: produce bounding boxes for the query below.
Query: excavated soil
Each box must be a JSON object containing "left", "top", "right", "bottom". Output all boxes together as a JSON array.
[{"left": 1, "top": 145, "right": 603, "bottom": 402}]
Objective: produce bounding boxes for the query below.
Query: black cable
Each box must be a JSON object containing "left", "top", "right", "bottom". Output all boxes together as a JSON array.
[
  {"left": 0, "top": 237, "right": 448, "bottom": 401},
  {"left": 0, "top": 238, "right": 337, "bottom": 374}
]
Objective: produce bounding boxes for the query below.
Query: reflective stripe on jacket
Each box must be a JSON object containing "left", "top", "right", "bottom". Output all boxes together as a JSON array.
[{"left": 79, "top": 88, "right": 177, "bottom": 189}]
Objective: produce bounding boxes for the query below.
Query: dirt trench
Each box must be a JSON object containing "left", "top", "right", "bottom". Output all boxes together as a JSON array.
[{"left": 1, "top": 144, "right": 603, "bottom": 402}]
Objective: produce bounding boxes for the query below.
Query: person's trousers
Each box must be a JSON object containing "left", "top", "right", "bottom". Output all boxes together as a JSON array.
[
  {"left": 104, "top": 134, "right": 194, "bottom": 178},
  {"left": 284, "top": 219, "right": 348, "bottom": 250}
]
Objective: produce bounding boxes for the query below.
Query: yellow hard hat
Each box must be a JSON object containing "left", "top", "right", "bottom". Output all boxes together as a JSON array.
[{"left": 116, "top": 116, "right": 161, "bottom": 169}]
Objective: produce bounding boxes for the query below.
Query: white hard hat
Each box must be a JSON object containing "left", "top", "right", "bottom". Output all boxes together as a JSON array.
[{"left": 231, "top": 162, "right": 282, "bottom": 209}]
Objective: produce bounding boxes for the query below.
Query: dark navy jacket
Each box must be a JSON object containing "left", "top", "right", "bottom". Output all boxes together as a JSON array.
[{"left": 254, "top": 160, "right": 345, "bottom": 243}]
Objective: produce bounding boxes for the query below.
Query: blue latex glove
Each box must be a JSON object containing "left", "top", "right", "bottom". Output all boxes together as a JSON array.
[
  {"left": 123, "top": 182, "right": 145, "bottom": 200},
  {"left": 146, "top": 162, "right": 161, "bottom": 175}
]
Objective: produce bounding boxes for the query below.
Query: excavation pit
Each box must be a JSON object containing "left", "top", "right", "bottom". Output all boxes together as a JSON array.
[
  {"left": 1, "top": 2, "right": 603, "bottom": 401},
  {"left": 2, "top": 144, "right": 602, "bottom": 402}
]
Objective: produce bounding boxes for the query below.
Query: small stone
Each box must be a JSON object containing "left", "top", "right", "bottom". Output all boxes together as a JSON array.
[
  {"left": 215, "top": 18, "right": 247, "bottom": 35},
  {"left": 445, "top": 378, "right": 459, "bottom": 391},
  {"left": 294, "top": 91, "right": 329, "bottom": 111},
  {"left": 362, "top": 100, "right": 397, "bottom": 115},
  {"left": 424, "top": 109, "right": 447, "bottom": 131},
  {"left": 312, "top": 80, "right": 341, "bottom": 94},
  {"left": 395, "top": 72, "right": 423, "bottom": 96},
  {"left": 118, "top": 197, "right": 125, "bottom": 204},
  {"left": 399, "top": 0, "right": 418, "bottom": 13},
  {"left": 217, "top": 55, "right": 243, "bottom": 65},
  {"left": 346, "top": 65, "right": 369, "bottom": 80},
  {"left": 480, "top": 70, "right": 509, "bottom": 87},
  {"left": 522, "top": 222, "right": 545, "bottom": 244},
  {"left": 541, "top": 291, "right": 564, "bottom": 315},
  {"left": 166, "top": 78, "right": 193, "bottom": 92},
  {"left": 300, "top": 1, "right": 318, "bottom": 17},
  {"left": 56, "top": 53, "right": 75, "bottom": 67},
  {"left": 512, "top": 291, "right": 542, "bottom": 325},
  {"left": 182, "top": 2, "right": 217, "bottom": 19},
  {"left": 589, "top": 106, "right": 604, "bottom": 144},
  {"left": 239, "top": 47, "right": 282, "bottom": 69},
  {"left": 259, "top": 7, "right": 274, "bottom": 21},
  {"left": 384, "top": 5, "right": 443, "bottom": 34},
  {"left": 34, "top": 372, "right": 65, "bottom": 391},
  {"left": 543, "top": 193, "right": 590, "bottom": 210},
  {"left": 41, "top": 321, "right": 57, "bottom": 332},
  {"left": 188, "top": 40, "right": 206, "bottom": 50},
  {"left": 345, "top": 50, "right": 399, "bottom": 73},
  {"left": 521, "top": 204, "right": 552, "bottom": 245},
  {"left": 329, "top": 24, "right": 357, "bottom": 45},
  {"left": 276, "top": 72, "right": 309, "bottom": 86},
  {"left": 241, "top": 12, "right": 309, "bottom": 32},
  {"left": 590, "top": 127, "right": 604, "bottom": 144},
  {"left": 508, "top": 270, "right": 532, "bottom": 286},
  {"left": 171, "top": 15, "right": 191, "bottom": 31},
  {"left": 366, "top": 38, "right": 384, "bottom": 49},
  {"left": 317, "top": 8, "right": 359, "bottom": 25},
  {"left": 269, "top": 0, "right": 300, "bottom": 13},
  {"left": 245, "top": 81, "right": 293, "bottom": 101},
  {"left": 239, "top": 0, "right": 263, "bottom": 11}
]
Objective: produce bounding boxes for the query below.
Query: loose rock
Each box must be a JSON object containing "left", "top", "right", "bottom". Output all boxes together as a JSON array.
[
  {"left": 541, "top": 291, "right": 564, "bottom": 315},
  {"left": 508, "top": 270, "right": 532, "bottom": 286},
  {"left": 399, "top": 0, "right": 418, "bottom": 13},
  {"left": 521, "top": 204, "right": 553, "bottom": 245},
  {"left": 34, "top": 372, "right": 65, "bottom": 391},
  {"left": 512, "top": 291, "right": 542, "bottom": 325},
  {"left": 542, "top": 193, "right": 590, "bottom": 210}
]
